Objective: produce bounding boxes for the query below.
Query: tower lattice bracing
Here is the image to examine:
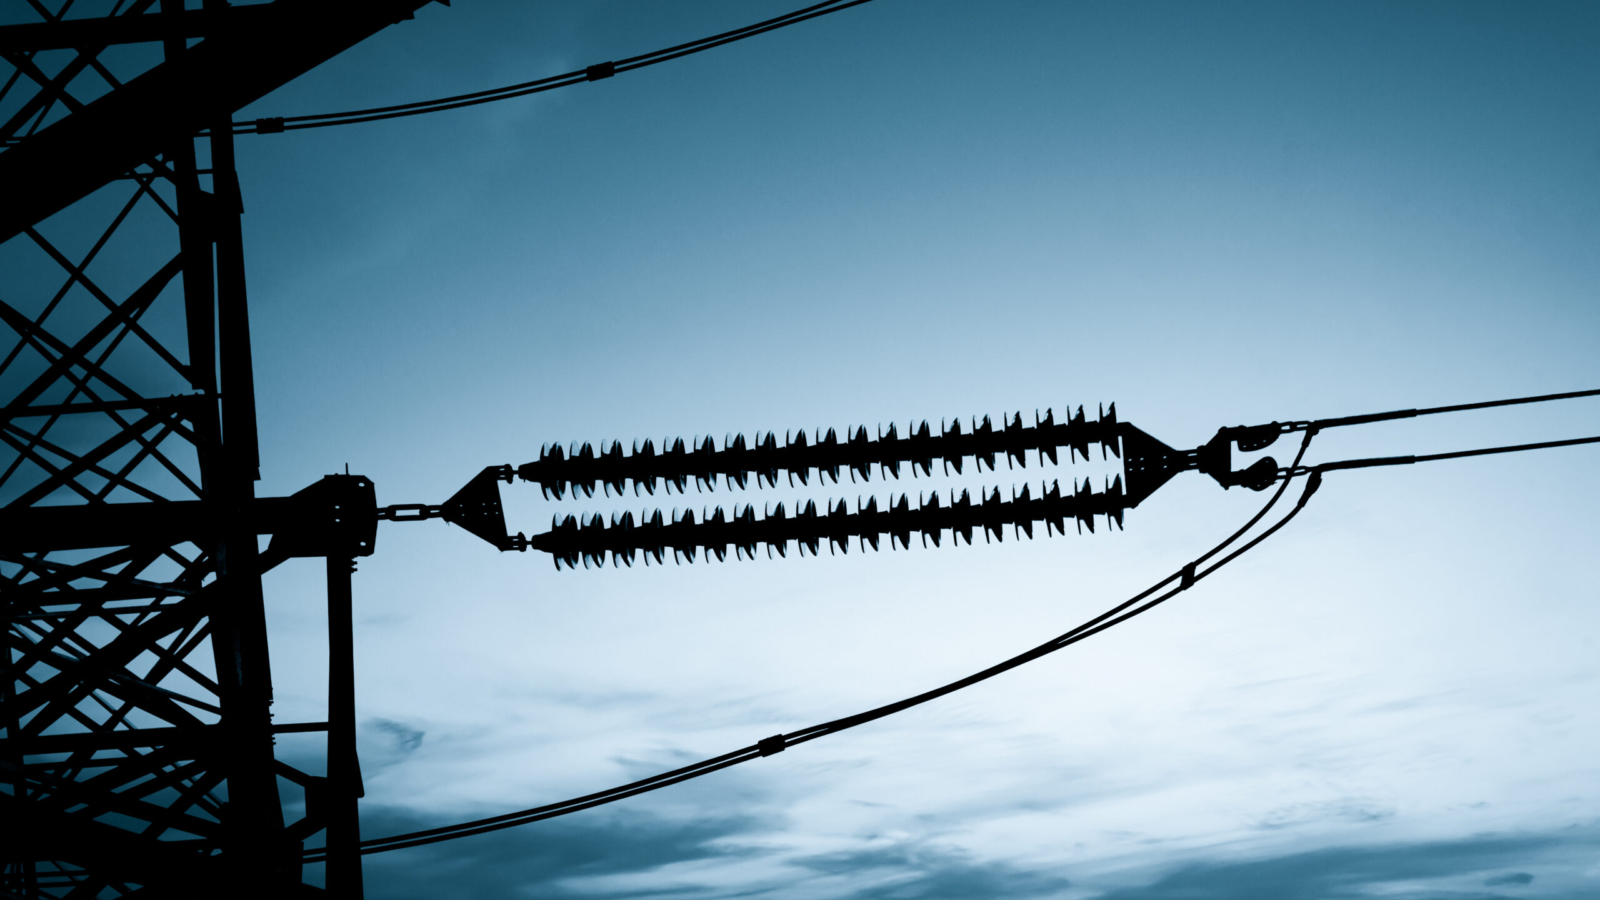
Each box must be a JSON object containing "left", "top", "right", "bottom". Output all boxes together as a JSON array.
[{"left": 1, "top": 2, "right": 439, "bottom": 896}]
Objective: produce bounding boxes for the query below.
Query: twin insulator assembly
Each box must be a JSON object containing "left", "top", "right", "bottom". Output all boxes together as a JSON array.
[
  {"left": 531, "top": 477, "right": 1128, "bottom": 570},
  {"left": 392, "top": 402, "right": 1285, "bottom": 568},
  {"left": 396, "top": 390, "right": 1600, "bottom": 566},
  {"left": 518, "top": 405, "right": 1121, "bottom": 499}
]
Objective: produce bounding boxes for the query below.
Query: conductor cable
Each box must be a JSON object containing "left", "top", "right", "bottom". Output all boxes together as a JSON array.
[
  {"left": 1290, "top": 434, "right": 1600, "bottom": 476},
  {"left": 1278, "top": 387, "right": 1600, "bottom": 435}
]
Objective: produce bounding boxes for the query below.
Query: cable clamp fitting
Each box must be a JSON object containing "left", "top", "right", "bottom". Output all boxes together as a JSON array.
[
  {"left": 1180, "top": 562, "right": 1196, "bottom": 591},
  {"left": 757, "top": 734, "right": 787, "bottom": 757},
  {"left": 378, "top": 504, "right": 443, "bottom": 521}
]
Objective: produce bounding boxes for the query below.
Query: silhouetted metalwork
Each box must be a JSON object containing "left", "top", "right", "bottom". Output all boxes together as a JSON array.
[
  {"left": 509, "top": 407, "right": 1288, "bottom": 569},
  {"left": 2, "top": 2, "right": 440, "bottom": 897},
  {"left": 414, "top": 405, "right": 1297, "bottom": 568}
]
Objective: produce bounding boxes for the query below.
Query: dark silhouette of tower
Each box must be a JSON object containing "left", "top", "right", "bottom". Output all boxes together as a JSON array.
[{"left": 1, "top": 3, "right": 445, "bottom": 896}]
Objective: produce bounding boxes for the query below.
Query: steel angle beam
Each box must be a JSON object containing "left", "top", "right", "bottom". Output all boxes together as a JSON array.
[
  {"left": 0, "top": 5, "right": 275, "bottom": 52},
  {"left": 0, "top": 0, "right": 444, "bottom": 241}
]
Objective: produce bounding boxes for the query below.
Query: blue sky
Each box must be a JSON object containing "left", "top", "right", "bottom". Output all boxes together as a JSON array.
[{"left": 28, "top": 0, "right": 1600, "bottom": 896}]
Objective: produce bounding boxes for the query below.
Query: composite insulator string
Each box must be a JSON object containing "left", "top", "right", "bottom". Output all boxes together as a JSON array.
[
  {"left": 303, "top": 433, "right": 1318, "bottom": 860},
  {"left": 529, "top": 476, "right": 1129, "bottom": 570},
  {"left": 519, "top": 405, "right": 1120, "bottom": 500}
]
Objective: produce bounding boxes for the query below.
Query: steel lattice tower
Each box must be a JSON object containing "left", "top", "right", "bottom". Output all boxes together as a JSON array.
[{"left": 1, "top": 2, "right": 441, "bottom": 896}]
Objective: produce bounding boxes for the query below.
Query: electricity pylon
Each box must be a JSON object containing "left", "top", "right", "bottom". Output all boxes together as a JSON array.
[{"left": 1, "top": 3, "right": 444, "bottom": 896}]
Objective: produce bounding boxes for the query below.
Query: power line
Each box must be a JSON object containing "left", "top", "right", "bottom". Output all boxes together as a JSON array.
[
  {"left": 1286, "top": 387, "right": 1600, "bottom": 433},
  {"left": 304, "top": 432, "right": 1323, "bottom": 861},
  {"left": 233, "top": 0, "right": 874, "bottom": 135},
  {"left": 1292, "top": 434, "right": 1600, "bottom": 475}
]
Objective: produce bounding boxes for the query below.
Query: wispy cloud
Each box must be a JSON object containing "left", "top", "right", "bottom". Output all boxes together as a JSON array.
[
  {"left": 359, "top": 807, "right": 775, "bottom": 900},
  {"left": 353, "top": 782, "right": 1599, "bottom": 900},
  {"left": 369, "top": 718, "right": 427, "bottom": 754},
  {"left": 1088, "top": 831, "right": 1595, "bottom": 900},
  {"left": 789, "top": 841, "right": 1073, "bottom": 899},
  {"left": 1253, "top": 797, "right": 1395, "bottom": 831}
]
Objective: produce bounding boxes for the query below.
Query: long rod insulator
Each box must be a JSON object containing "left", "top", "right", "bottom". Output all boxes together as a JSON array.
[
  {"left": 527, "top": 476, "right": 1127, "bottom": 570},
  {"left": 519, "top": 405, "right": 1120, "bottom": 499}
]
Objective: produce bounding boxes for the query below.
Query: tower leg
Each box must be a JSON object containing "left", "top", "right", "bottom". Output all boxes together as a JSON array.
[{"left": 325, "top": 556, "right": 365, "bottom": 897}]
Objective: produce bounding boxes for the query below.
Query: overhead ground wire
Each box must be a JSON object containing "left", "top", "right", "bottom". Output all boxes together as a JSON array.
[{"left": 229, "top": 0, "right": 874, "bottom": 135}]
